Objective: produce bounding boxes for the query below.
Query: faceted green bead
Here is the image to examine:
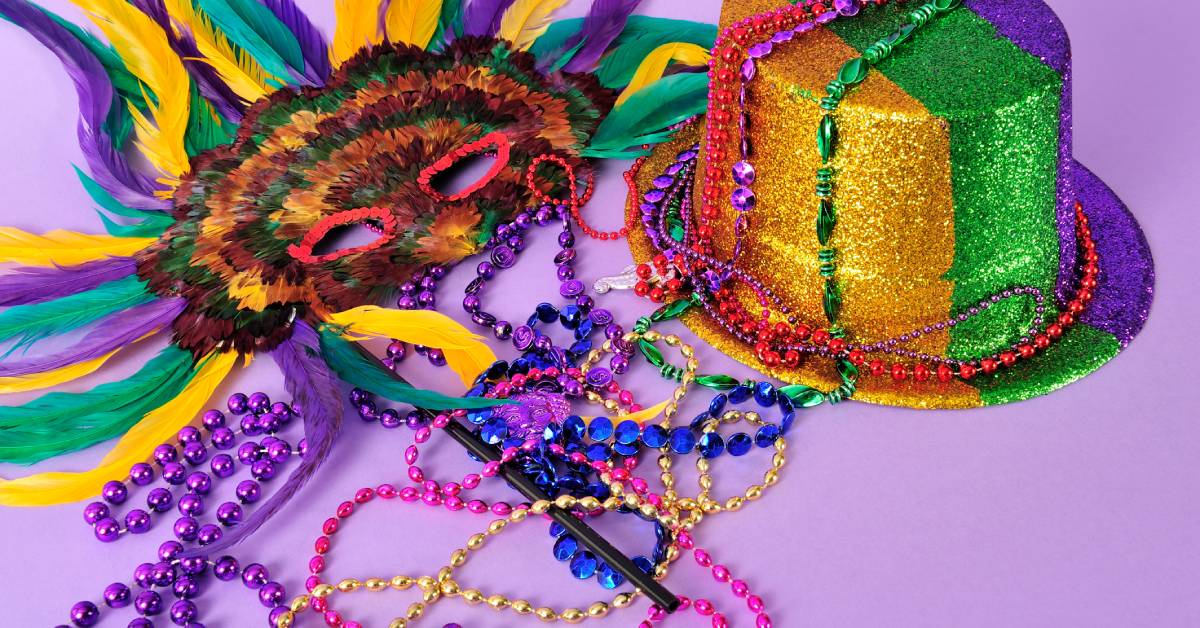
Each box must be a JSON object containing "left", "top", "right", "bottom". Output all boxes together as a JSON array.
[
  {"left": 695, "top": 374, "right": 741, "bottom": 391},
  {"left": 651, "top": 298, "right": 693, "bottom": 323},
  {"left": 837, "top": 57, "right": 869, "bottom": 85},
  {"left": 816, "top": 199, "right": 836, "bottom": 245},
  {"left": 633, "top": 316, "right": 651, "bottom": 334},
  {"left": 638, "top": 339, "right": 664, "bottom": 367},
  {"left": 932, "top": 0, "right": 961, "bottom": 11},
  {"left": 817, "top": 115, "right": 837, "bottom": 163},
  {"left": 668, "top": 220, "right": 685, "bottom": 242},
  {"left": 837, "top": 359, "right": 860, "bottom": 384},
  {"left": 780, "top": 384, "right": 826, "bottom": 408},
  {"left": 822, "top": 279, "right": 841, "bottom": 323}
]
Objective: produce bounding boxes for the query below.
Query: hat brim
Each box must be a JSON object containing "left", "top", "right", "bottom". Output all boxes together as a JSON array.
[{"left": 627, "top": 128, "right": 1154, "bottom": 409}]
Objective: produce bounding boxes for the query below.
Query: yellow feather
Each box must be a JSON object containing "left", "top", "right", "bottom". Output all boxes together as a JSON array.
[
  {"left": 73, "top": 0, "right": 191, "bottom": 185},
  {"left": 615, "top": 42, "right": 711, "bottom": 107},
  {"left": 0, "top": 228, "right": 154, "bottom": 266},
  {"left": 331, "top": 0, "right": 386, "bottom": 67},
  {"left": 497, "top": 0, "right": 567, "bottom": 50},
  {"left": 162, "top": 0, "right": 276, "bottom": 102},
  {"left": 0, "top": 351, "right": 238, "bottom": 507},
  {"left": 0, "top": 350, "right": 120, "bottom": 395},
  {"left": 385, "top": 0, "right": 443, "bottom": 49},
  {"left": 325, "top": 306, "right": 497, "bottom": 387}
]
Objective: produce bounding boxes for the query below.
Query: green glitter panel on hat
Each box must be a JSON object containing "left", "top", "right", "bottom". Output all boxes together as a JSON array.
[
  {"left": 971, "top": 323, "right": 1119, "bottom": 405},
  {"left": 829, "top": 5, "right": 1063, "bottom": 361}
]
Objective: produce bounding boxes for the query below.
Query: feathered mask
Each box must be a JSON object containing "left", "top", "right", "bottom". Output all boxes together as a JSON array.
[{"left": 0, "top": 0, "right": 713, "bottom": 551}]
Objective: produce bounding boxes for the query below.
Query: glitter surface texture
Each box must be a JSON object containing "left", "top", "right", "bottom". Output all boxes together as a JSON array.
[
  {"left": 831, "top": 5, "right": 1065, "bottom": 361},
  {"left": 629, "top": 0, "right": 1155, "bottom": 408},
  {"left": 964, "top": 0, "right": 1078, "bottom": 304}
]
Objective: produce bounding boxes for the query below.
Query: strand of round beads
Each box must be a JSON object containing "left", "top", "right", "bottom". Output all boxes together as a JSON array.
[
  {"left": 59, "top": 540, "right": 287, "bottom": 627},
  {"left": 640, "top": 529, "right": 774, "bottom": 628},
  {"left": 692, "top": 412, "right": 787, "bottom": 517}
]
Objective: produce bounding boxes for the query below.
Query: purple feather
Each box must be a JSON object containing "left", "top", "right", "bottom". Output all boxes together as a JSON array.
[
  {"left": 192, "top": 320, "right": 343, "bottom": 555},
  {"left": 0, "top": 0, "right": 168, "bottom": 210},
  {"left": 133, "top": 0, "right": 246, "bottom": 121},
  {"left": 561, "top": 0, "right": 642, "bottom": 72},
  {"left": 0, "top": 257, "right": 137, "bottom": 307},
  {"left": 262, "top": 0, "right": 331, "bottom": 84},
  {"left": 0, "top": 297, "right": 183, "bottom": 377},
  {"left": 462, "top": 0, "right": 516, "bottom": 37}
]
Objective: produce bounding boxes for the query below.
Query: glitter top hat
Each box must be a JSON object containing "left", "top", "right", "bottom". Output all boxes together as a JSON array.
[{"left": 626, "top": 0, "right": 1154, "bottom": 408}]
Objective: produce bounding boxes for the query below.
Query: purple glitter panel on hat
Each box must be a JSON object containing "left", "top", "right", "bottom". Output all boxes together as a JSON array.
[
  {"left": 965, "top": 0, "right": 1076, "bottom": 303},
  {"left": 493, "top": 391, "right": 572, "bottom": 439},
  {"left": 1070, "top": 162, "right": 1154, "bottom": 347}
]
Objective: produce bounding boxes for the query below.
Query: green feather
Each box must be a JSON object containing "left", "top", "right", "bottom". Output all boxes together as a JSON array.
[
  {"left": 432, "top": 0, "right": 465, "bottom": 50},
  {"left": 184, "top": 84, "right": 237, "bottom": 156},
  {"left": 530, "top": 18, "right": 581, "bottom": 62},
  {"left": 583, "top": 72, "right": 708, "bottom": 158},
  {"left": 74, "top": 166, "right": 175, "bottom": 238},
  {"left": 318, "top": 329, "right": 513, "bottom": 410},
  {"left": 596, "top": 17, "right": 717, "bottom": 88},
  {"left": 196, "top": 0, "right": 304, "bottom": 80},
  {"left": 0, "top": 276, "right": 155, "bottom": 351},
  {"left": 0, "top": 345, "right": 196, "bottom": 464}
]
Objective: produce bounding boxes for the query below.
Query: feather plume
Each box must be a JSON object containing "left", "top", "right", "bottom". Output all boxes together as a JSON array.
[
  {"left": 384, "top": 0, "right": 442, "bottom": 49},
  {"left": 583, "top": 71, "right": 707, "bottom": 158},
  {"left": 0, "top": 298, "right": 183, "bottom": 376},
  {"left": 73, "top": 0, "right": 192, "bottom": 184},
  {"left": 164, "top": 0, "right": 276, "bottom": 102},
  {"left": 76, "top": 166, "right": 175, "bottom": 237},
  {"left": 0, "top": 349, "right": 235, "bottom": 505},
  {"left": 0, "top": 275, "right": 155, "bottom": 350},
  {"left": 319, "top": 329, "right": 510, "bottom": 410},
  {"left": 0, "top": 256, "right": 136, "bottom": 307},
  {"left": 194, "top": 321, "right": 341, "bottom": 554},
  {"left": 496, "top": 0, "right": 565, "bottom": 50},
  {"left": 262, "top": 0, "right": 331, "bottom": 83},
  {"left": 0, "top": 0, "right": 167, "bottom": 209},
  {"left": 615, "top": 42, "right": 708, "bottom": 106},
  {"left": 560, "top": 0, "right": 640, "bottom": 72},
  {"left": 195, "top": 0, "right": 304, "bottom": 82},
  {"left": 0, "top": 227, "right": 153, "bottom": 267},
  {"left": 324, "top": 305, "right": 496, "bottom": 386},
  {"left": 0, "top": 345, "right": 196, "bottom": 466},
  {"left": 462, "top": 0, "right": 514, "bottom": 37},
  {"left": 330, "top": 0, "right": 385, "bottom": 67},
  {"left": 431, "top": 0, "right": 463, "bottom": 47},
  {"left": 0, "top": 349, "right": 120, "bottom": 394},
  {"left": 595, "top": 16, "right": 716, "bottom": 88}
]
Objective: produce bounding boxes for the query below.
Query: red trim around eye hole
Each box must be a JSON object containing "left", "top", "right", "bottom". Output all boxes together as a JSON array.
[
  {"left": 417, "top": 131, "right": 512, "bottom": 202},
  {"left": 287, "top": 207, "right": 398, "bottom": 264}
]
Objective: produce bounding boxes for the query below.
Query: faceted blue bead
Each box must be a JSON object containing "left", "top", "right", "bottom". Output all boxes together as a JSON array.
[
  {"left": 641, "top": 425, "right": 668, "bottom": 448},
  {"left": 509, "top": 358, "right": 530, "bottom": 375},
  {"left": 549, "top": 522, "right": 566, "bottom": 537},
  {"left": 536, "top": 303, "right": 559, "bottom": 323},
  {"left": 780, "top": 411, "right": 797, "bottom": 434},
  {"left": 586, "top": 482, "right": 611, "bottom": 500},
  {"left": 727, "top": 433, "right": 753, "bottom": 456},
  {"left": 558, "top": 473, "right": 586, "bottom": 493},
  {"left": 585, "top": 443, "right": 610, "bottom": 461},
  {"left": 755, "top": 424, "right": 781, "bottom": 448},
  {"left": 502, "top": 437, "right": 524, "bottom": 451},
  {"left": 613, "top": 442, "right": 640, "bottom": 457},
  {"left": 689, "top": 412, "right": 713, "bottom": 430},
  {"left": 574, "top": 320, "right": 594, "bottom": 340},
  {"left": 632, "top": 556, "right": 654, "bottom": 574},
  {"left": 614, "top": 420, "right": 640, "bottom": 445},
  {"left": 467, "top": 383, "right": 487, "bottom": 397},
  {"left": 698, "top": 432, "right": 725, "bottom": 459},
  {"left": 597, "top": 563, "right": 625, "bottom": 589},
  {"left": 554, "top": 535, "right": 578, "bottom": 561},
  {"left": 543, "top": 423, "right": 563, "bottom": 443},
  {"left": 560, "top": 305, "right": 583, "bottom": 330},
  {"left": 486, "top": 361, "right": 509, "bottom": 379},
  {"left": 668, "top": 427, "right": 697, "bottom": 454},
  {"left": 568, "top": 339, "right": 592, "bottom": 357},
  {"left": 480, "top": 417, "right": 508, "bottom": 444},
  {"left": 708, "top": 393, "right": 728, "bottom": 416},
  {"left": 569, "top": 551, "right": 598, "bottom": 579},
  {"left": 562, "top": 416, "right": 585, "bottom": 442},
  {"left": 728, "top": 384, "right": 752, "bottom": 403},
  {"left": 754, "top": 381, "right": 777, "bottom": 407},
  {"left": 778, "top": 394, "right": 794, "bottom": 414},
  {"left": 588, "top": 417, "right": 613, "bottom": 441},
  {"left": 466, "top": 407, "right": 493, "bottom": 425}
]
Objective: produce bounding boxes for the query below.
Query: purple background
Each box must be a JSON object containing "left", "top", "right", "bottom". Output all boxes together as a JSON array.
[{"left": 1, "top": 0, "right": 1197, "bottom": 625}]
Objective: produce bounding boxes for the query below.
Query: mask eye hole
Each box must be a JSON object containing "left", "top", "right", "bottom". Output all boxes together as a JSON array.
[
  {"left": 418, "top": 131, "right": 511, "bottom": 202},
  {"left": 288, "top": 207, "right": 397, "bottom": 264}
]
